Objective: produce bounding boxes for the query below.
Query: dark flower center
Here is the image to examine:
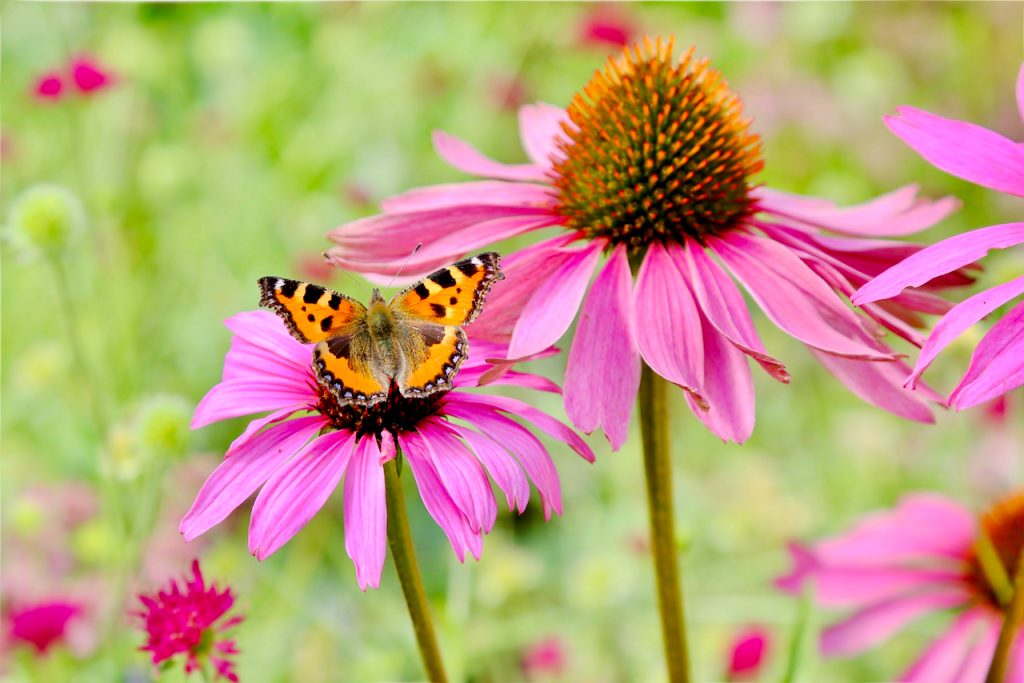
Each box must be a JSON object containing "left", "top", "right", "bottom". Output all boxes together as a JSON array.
[
  {"left": 317, "top": 381, "right": 446, "bottom": 437},
  {"left": 551, "top": 37, "right": 763, "bottom": 252},
  {"left": 965, "top": 492, "right": 1024, "bottom": 608}
]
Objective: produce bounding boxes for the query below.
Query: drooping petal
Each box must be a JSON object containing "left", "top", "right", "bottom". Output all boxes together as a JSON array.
[
  {"left": 226, "top": 406, "right": 307, "bottom": 454},
  {"left": 248, "top": 429, "right": 356, "bottom": 560},
  {"left": 711, "top": 232, "right": 892, "bottom": 359},
  {"left": 433, "top": 130, "right": 549, "bottom": 182},
  {"left": 400, "top": 430, "right": 481, "bottom": 561},
  {"left": 908, "top": 274, "right": 1024, "bottom": 387},
  {"left": 678, "top": 241, "right": 788, "bottom": 382},
  {"left": 180, "top": 415, "right": 329, "bottom": 541},
  {"left": 518, "top": 102, "right": 572, "bottom": 168},
  {"left": 508, "top": 240, "right": 603, "bottom": 359},
  {"left": 380, "top": 181, "right": 555, "bottom": 213},
  {"left": 948, "top": 619, "right": 1001, "bottom": 683},
  {"left": 684, "top": 313, "right": 755, "bottom": 443},
  {"left": 449, "top": 422, "right": 530, "bottom": 513},
  {"left": 853, "top": 223, "right": 1024, "bottom": 304},
  {"left": 810, "top": 565, "right": 968, "bottom": 608},
  {"left": 634, "top": 242, "right": 705, "bottom": 395},
  {"left": 224, "top": 311, "right": 313, "bottom": 371},
  {"left": 564, "top": 245, "right": 640, "bottom": 450},
  {"left": 949, "top": 299, "right": 1024, "bottom": 409},
  {"left": 886, "top": 106, "right": 1024, "bottom": 197},
  {"left": 820, "top": 591, "right": 969, "bottom": 656},
  {"left": 902, "top": 609, "right": 988, "bottom": 683},
  {"left": 192, "top": 381, "right": 315, "bottom": 430},
  {"left": 344, "top": 435, "right": 388, "bottom": 591},
  {"left": 811, "top": 348, "right": 935, "bottom": 423},
  {"left": 417, "top": 418, "right": 497, "bottom": 534}
]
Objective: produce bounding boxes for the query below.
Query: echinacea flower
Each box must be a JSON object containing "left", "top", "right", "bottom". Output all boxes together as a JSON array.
[
  {"left": 136, "top": 560, "right": 242, "bottom": 682},
  {"left": 7, "top": 600, "right": 82, "bottom": 654},
  {"left": 180, "top": 311, "right": 592, "bottom": 590},
  {"left": 326, "top": 37, "right": 971, "bottom": 447},
  {"left": 854, "top": 64, "right": 1024, "bottom": 410},
  {"left": 777, "top": 492, "right": 1024, "bottom": 682}
]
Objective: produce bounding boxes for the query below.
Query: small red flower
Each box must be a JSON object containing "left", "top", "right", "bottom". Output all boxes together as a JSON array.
[
  {"left": 69, "top": 56, "right": 113, "bottom": 94},
  {"left": 136, "top": 560, "right": 242, "bottom": 682},
  {"left": 8, "top": 600, "right": 82, "bottom": 654},
  {"left": 33, "top": 73, "right": 64, "bottom": 101},
  {"left": 726, "top": 625, "right": 769, "bottom": 681}
]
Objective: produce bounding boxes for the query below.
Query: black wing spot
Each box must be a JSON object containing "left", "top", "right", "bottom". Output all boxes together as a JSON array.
[
  {"left": 320, "top": 316, "right": 334, "bottom": 332},
  {"left": 307, "top": 314, "right": 316, "bottom": 322},
  {"left": 430, "top": 303, "right": 447, "bottom": 318},
  {"left": 430, "top": 269, "right": 457, "bottom": 289},
  {"left": 449, "top": 296, "right": 458, "bottom": 305},
  {"left": 280, "top": 280, "right": 299, "bottom": 298},
  {"left": 303, "top": 285, "right": 325, "bottom": 304},
  {"left": 328, "top": 294, "right": 342, "bottom": 310},
  {"left": 456, "top": 261, "right": 479, "bottom": 277},
  {"left": 414, "top": 283, "right": 431, "bottom": 300}
]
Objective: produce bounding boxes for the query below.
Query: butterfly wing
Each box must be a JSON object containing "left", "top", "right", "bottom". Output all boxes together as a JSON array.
[
  {"left": 395, "top": 323, "right": 468, "bottom": 399},
  {"left": 390, "top": 252, "right": 503, "bottom": 326},
  {"left": 258, "top": 277, "right": 366, "bottom": 343},
  {"left": 313, "top": 333, "right": 389, "bottom": 407}
]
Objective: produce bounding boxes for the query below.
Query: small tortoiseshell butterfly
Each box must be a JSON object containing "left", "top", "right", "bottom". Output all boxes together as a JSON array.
[{"left": 258, "top": 252, "right": 503, "bottom": 407}]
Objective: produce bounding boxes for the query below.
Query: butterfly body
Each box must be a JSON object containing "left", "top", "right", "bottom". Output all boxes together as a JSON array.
[{"left": 258, "top": 253, "right": 502, "bottom": 407}]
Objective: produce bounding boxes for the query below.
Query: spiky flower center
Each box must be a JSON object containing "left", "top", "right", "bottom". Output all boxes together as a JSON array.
[
  {"left": 552, "top": 37, "right": 763, "bottom": 252},
  {"left": 966, "top": 492, "right": 1024, "bottom": 608},
  {"left": 317, "top": 382, "right": 446, "bottom": 438}
]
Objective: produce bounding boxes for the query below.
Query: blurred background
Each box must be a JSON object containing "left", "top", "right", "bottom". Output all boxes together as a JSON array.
[{"left": 2, "top": 3, "right": 1021, "bottom": 681}]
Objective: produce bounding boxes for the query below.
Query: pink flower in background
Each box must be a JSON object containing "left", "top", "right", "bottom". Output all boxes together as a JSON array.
[
  {"left": 326, "top": 38, "right": 971, "bottom": 448},
  {"left": 521, "top": 636, "right": 568, "bottom": 679},
  {"left": 854, "top": 64, "right": 1024, "bottom": 410},
  {"left": 181, "top": 311, "right": 592, "bottom": 590},
  {"left": 577, "top": 6, "right": 635, "bottom": 48},
  {"left": 726, "top": 625, "right": 769, "bottom": 681},
  {"left": 777, "top": 493, "right": 1024, "bottom": 682},
  {"left": 7, "top": 601, "right": 82, "bottom": 655},
  {"left": 136, "top": 560, "right": 242, "bottom": 682},
  {"left": 69, "top": 56, "right": 113, "bottom": 94},
  {"left": 33, "top": 72, "right": 64, "bottom": 101}
]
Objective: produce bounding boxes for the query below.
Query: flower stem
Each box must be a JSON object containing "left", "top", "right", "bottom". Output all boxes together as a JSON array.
[
  {"left": 985, "top": 545, "right": 1024, "bottom": 683},
  {"left": 384, "top": 458, "right": 448, "bottom": 683},
  {"left": 638, "top": 365, "right": 692, "bottom": 682}
]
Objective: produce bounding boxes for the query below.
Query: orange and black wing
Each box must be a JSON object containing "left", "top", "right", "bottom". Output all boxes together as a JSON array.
[
  {"left": 313, "top": 334, "right": 388, "bottom": 407},
  {"left": 390, "top": 253, "right": 503, "bottom": 327},
  {"left": 258, "top": 277, "right": 365, "bottom": 343},
  {"left": 396, "top": 324, "right": 468, "bottom": 399}
]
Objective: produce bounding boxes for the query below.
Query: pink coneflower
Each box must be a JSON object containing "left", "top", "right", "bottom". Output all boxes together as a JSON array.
[
  {"left": 326, "top": 37, "right": 970, "bottom": 447},
  {"left": 33, "top": 72, "right": 64, "bottom": 101},
  {"left": 777, "top": 492, "right": 1024, "bottom": 682},
  {"left": 7, "top": 601, "right": 82, "bottom": 654},
  {"left": 726, "top": 625, "right": 769, "bottom": 682},
  {"left": 136, "top": 560, "right": 242, "bottom": 682},
  {"left": 854, "top": 65, "right": 1024, "bottom": 410},
  {"left": 180, "top": 311, "right": 592, "bottom": 590}
]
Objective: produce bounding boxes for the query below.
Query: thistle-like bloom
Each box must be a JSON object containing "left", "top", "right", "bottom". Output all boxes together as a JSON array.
[
  {"left": 181, "top": 311, "right": 592, "bottom": 590},
  {"left": 777, "top": 493, "right": 1024, "bottom": 682},
  {"left": 854, "top": 65, "right": 1024, "bottom": 410},
  {"left": 326, "top": 38, "right": 969, "bottom": 446},
  {"left": 7, "top": 601, "right": 82, "bottom": 654},
  {"left": 136, "top": 560, "right": 242, "bottom": 682}
]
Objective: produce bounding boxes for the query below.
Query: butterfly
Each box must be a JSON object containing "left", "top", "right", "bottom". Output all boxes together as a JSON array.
[{"left": 258, "top": 252, "right": 503, "bottom": 407}]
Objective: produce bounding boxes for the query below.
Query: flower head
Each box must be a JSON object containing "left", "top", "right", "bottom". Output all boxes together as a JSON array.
[
  {"left": 521, "top": 635, "right": 568, "bottom": 678},
  {"left": 326, "top": 37, "right": 970, "bottom": 447},
  {"left": 181, "top": 311, "right": 592, "bottom": 590},
  {"left": 726, "top": 625, "right": 769, "bottom": 681},
  {"left": 5, "top": 184, "right": 86, "bottom": 259},
  {"left": 136, "top": 560, "right": 242, "bottom": 682},
  {"left": 777, "top": 492, "right": 1024, "bottom": 682},
  {"left": 7, "top": 601, "right": 82, "bottom": 654},
  {"left": 33, "top": 72, "right": 64, "bottom": 101},
  {"left": 854, "top": 64, "right": 1024, "bottom": 410},
  {"left": 69, "top": 56, "right": 113, "bottom": 94}
]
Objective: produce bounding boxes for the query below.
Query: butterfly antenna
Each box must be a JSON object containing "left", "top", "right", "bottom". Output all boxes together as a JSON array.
[
  {"left": 321, "top": 252, "right": 364, "bottom": 289},
  {"left": 387, "top": 242, "right": 423, "bottom": 289}
]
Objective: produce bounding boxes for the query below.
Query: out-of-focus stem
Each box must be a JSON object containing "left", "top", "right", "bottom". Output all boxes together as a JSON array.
[{"left": 986, "top": 546, "right": 1024, "bottom": 683}]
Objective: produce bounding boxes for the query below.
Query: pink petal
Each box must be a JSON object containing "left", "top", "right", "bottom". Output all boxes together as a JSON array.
[
  {"left": 886, "top": 106, "right": 1024, "bottom": 197},
  {"left": 949, "top": 299, "right": 1024, "bottom": 409},
  {"left": 678, "top": 241, "right": 789, "bottom": 382},
  {"left": 821, "top": 591, "right": 969, "bottom": 656},
  {"left": 711, "top": 232, "right": 892, "bottom": 359},
  {"left": 449, "top": 423, "right": 530, "bottom": 513},
  {"left": 909, "top": 274, "right": 1024, "bottom": 387},
  {"left": 811, "top": 348, "right": 935, "bottom": 423},
  {"left": 344, "top": 435, "right": 388, "bottom": 590},
  {"left": 433, "top": 130, "right": 548, "bottom": 182},
  {"left": 685, "top": 316, "right": 755, "bottom": 443},
  {"left": 854, "top": 223, "right": 1024, "bottom": 304},
  {"left": 225, "top": 310, "right": 313, "bottom": 371},
  {"left": 400, "top": 430, "right": 482, "bottom": 561},
  {"left": 634, "top": 242, "right": 706, "bottom": 395},
  {"left": 508, "top": 240, "right": 603, "bottom": 359},
  {"left": 191, "top": 380, "right": 315, "bottom": 429},
  {"left": 226, "top": 405, "right": 307, "bottom": 453},
  {"left": 248, "top": 429, "right": 356, "bottom": 560},
  {"left": 754, "top": 184, "right": 958, "bottom": 237},
  {"left": 564, "top": 246, "right": 640, "bottom": 450},
  {"left": 449, "top": 393, "right": 594, "bottom": 463},
  {"left": 417, "top": 418, "right": 497, "bottom": 534},
  {"left": 810, "top": 565, "right": 968, "bottom": 608},
  {"left": 180, "top": 415, "right": 329, "bottom": 541},
  {"left": 948, "top": 619, "right": 1001, "bottom": 683},
  {"left": 903, "top": 609, "right": 991, "bottom": 683},
  {"left": 443, "top": 398, "right": 561, "bottom": 519},
  {"left": 518, "top": 102, "right": 571, "bottom": 168},
  {"left": 380, "top": 181, "right": 555, "bottom": 213}
]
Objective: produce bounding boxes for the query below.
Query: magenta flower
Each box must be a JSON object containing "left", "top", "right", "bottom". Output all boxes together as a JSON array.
[
  {"left": 7, "top": 600, "right": 82, "bottom": 654},
  {"left": 181, "top": 310, "right": 592, "bottom": 590},
  {"left": 521, "top": 635, "right": 568, "bottom": 678},
  {"left": 33, "top": 72, "right": 64, "bottom": 101},
  {"left": 69, "top": 56, "right": 114, "bottom": 94},
  {"left": 726, "top": 625, "right": 769, "bottom": 681},
  {"left": 577, "top": 6, "right": 636, "bottom": 48},
  {"left": 854, "top": 65, "right": 1024, "bottom": 410},
  {"left": 777, "top": 492, "right": 1024, "bottom": 682},
  {"left": 136, "top": 560, "right": 242, "bottom": 682},
  {"left": 326, "top": 38, "right": 970, "bottom": 447}
]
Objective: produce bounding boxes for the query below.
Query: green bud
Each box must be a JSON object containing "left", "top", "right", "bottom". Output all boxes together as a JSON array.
[
  {"left": 135, "top": 394, "right": 192, "bottom": 460},
  {"left": 5, "top": 184, "right": 85, "bottom": 257}
]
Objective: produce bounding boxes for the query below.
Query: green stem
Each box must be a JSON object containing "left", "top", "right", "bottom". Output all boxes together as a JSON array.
[
  {"left": 384, "top": 458, "right": 448, "bottom": 683},
  {"left": 986, "top": 546, "right": 1024, "bottom": 683},
  {"left": 638, "top": 365, "right": 691, "bottom": 682}
]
